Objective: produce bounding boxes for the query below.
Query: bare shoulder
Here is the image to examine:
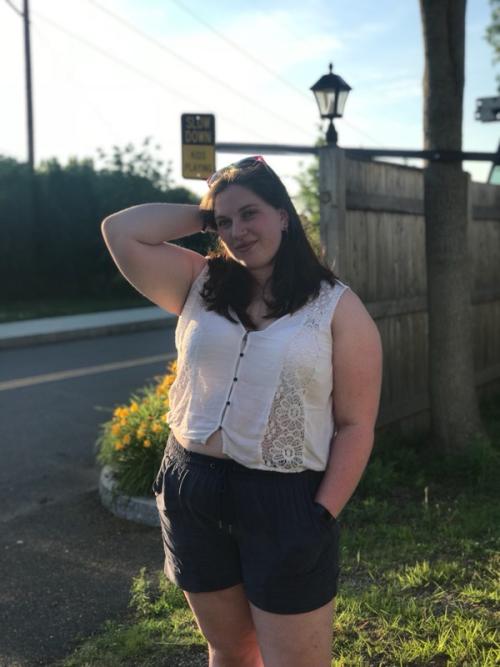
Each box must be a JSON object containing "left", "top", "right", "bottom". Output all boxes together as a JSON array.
[
  {"left": 330, "top": 284, "right": 383, "bottom": 429},
  {"left": 331, "top": 284, "right": 379, "bottom": 339}
]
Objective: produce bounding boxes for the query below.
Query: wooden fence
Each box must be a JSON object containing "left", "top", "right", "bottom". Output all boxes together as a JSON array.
[{"left": 318, "top": 146, "right": 500, "bottom": 437}]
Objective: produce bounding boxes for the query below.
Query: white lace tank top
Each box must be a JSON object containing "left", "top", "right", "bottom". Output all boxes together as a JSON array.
[{"left": 165, "top": 263, "right": 350, "bottom": 472}]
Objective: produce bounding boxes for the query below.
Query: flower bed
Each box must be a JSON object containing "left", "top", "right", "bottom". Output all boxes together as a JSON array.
[{"left": 95, "top": 360, "right": 177, "bottom": 497}]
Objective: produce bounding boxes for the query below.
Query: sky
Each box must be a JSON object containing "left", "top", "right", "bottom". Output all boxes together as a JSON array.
[{"left": 1, "top": 0, "right": 498, "bottom": 201}]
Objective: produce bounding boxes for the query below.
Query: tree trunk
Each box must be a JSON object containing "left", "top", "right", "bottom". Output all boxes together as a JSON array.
[{"left": 419, "top": 0, "right": 487, "bottom": 454}]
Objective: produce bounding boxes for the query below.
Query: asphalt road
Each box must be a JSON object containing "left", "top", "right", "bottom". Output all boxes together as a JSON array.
[{"left": 0, "top": 328, "right": 177, "bottom": 666}]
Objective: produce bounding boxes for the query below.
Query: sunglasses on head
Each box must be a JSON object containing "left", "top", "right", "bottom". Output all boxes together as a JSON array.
[{"left": 206, "top": 155, "right": 272, "bottom": 187}]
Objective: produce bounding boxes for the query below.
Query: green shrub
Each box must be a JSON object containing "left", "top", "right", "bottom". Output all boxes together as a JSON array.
[{"left": 95, "top": 360, "right": 177, "bottom": 496}]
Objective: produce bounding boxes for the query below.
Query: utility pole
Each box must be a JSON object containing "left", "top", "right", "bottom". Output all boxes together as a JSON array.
[
  {"left": 6, "top": 0, "right": 40, "bottom": 288},
  {"left": 4, "top": 0, "right": 34, "bottom": 167},
  {"left": 23, "top": 0, "right": 35, "bottom": 171}
]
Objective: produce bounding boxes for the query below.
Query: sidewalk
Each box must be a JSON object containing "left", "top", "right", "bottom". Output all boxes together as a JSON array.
[{"left": 0, "top": 306, "right": 177, "bottom": 350}]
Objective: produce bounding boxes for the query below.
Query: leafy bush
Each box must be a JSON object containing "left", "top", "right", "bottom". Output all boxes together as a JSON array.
[
  {"left": 0, "top": 140, "right": 213, "bottom": 301},
  {"left": 96, "top": 360, "right": 177, "bottom": 496}
]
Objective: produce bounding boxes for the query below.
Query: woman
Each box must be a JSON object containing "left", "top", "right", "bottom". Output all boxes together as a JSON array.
[{"left": 101, "top": 156, "right": 383, "bottom": 667}]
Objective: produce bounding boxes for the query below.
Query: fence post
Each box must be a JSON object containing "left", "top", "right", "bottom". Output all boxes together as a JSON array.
[{"left": 319, "top": 145, "right": 347, "bottom": 279}]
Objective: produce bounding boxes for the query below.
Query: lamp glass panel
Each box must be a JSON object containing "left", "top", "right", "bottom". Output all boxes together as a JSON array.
[
  {"left": 314, "top": 90, "right": 337, "bottom": 116},
  {"left": 336, "top": 90, "right": 349, "bottom": 116}
]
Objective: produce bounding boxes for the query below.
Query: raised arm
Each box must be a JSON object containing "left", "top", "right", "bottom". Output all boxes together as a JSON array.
[{"left": 101, "top": 203, "right": 208, "bottom": 315}]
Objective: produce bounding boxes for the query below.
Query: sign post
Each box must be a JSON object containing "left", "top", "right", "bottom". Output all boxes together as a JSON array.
[{"left": 181, "top": 113, "right": 216, "bottom": 179}]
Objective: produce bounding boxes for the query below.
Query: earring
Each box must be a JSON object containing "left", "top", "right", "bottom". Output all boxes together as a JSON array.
[{"left": 281, "top": 211, "right": 288, "bottom": 232}]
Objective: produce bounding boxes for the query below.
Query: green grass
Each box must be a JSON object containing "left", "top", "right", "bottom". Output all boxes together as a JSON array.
[
  {"left": 56, "top": 391, "right": 500, "bottom": 667},
  {"left": 0, "top": 295, "right": 150, "bottom": 323}
]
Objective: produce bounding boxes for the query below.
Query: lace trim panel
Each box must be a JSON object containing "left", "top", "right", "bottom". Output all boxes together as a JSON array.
[{"left": 260, "top": 281, "right": 341, "bottom": 471}]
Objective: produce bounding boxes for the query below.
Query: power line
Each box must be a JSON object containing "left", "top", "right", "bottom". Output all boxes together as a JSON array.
[
  {"left": 86, "top": 0, "right": 316, "bottom": 141},
  {"left": 89, "top": 0, "right": 382, "bottom": 148},
  {"left": 169, "top": 0, "right": 383, "bottom": 147},
  {"left": 3, "top": 0, "right": 383, "bottom": 148},
  {"left": 169, "top": 0, "right": 308, "bottom": 100},
  {"left": 3, "top": 0, "right": 22, "bottom": 16},
  {"left": 30, "top": 9, "right": 272, "bottom": 142}
]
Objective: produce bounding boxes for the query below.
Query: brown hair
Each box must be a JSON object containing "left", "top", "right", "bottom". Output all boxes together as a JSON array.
[{"left": 198, "top": 159, "right": 340, "bottom": 331}]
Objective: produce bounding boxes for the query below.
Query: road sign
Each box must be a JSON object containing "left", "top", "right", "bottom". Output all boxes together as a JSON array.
[
  {"left": 181, "top": 113, "right": 216, "bottom": 179},
  {"left": 475, "top": 96, "right": 500, "bottom": 122}
]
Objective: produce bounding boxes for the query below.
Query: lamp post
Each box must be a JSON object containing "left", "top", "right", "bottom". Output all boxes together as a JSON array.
[{"left": 310, "top": 63, "right": 352, "bottom": 145}]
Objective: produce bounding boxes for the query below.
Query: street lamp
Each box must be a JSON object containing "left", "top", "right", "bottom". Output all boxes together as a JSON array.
[{"left": 310, "top": 63, "right": 352, "bottom": 145}]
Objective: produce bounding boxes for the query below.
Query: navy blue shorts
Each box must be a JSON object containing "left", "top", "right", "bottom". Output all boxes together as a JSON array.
[{"left": 152, "top": 431, "right": 341, "bottom": 615}]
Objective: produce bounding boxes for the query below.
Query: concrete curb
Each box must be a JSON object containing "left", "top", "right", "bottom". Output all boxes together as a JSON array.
[
  {"left": 0, "top": 307, "right": 177, "bottom": 350},
  {"left": 99, "top": 465, "right": 160, "bottom": 528}
]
